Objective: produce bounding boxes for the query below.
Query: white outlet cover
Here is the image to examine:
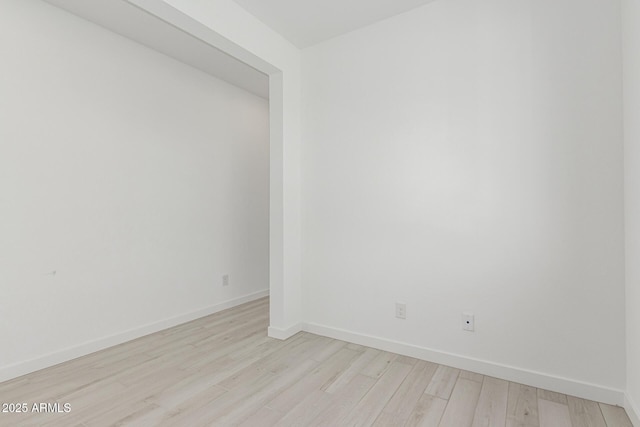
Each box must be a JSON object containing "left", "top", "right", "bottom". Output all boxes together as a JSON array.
[
  {"left": 395, "top": 303, "right": 406, "bottom": 319},
  {"left": 462, "top": 312, "right": 475, "bottom": 331}
]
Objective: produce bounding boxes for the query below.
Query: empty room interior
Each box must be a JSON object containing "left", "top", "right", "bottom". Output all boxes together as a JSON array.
[{"left": 1, "top": 0, "right": 639, "bottom": 426}]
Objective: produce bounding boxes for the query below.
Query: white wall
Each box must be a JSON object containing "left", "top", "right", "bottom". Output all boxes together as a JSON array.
[
  {"left": 302, "top": 0, "right": 626, "bottom": 399},
  {"left": 624, "top": 0, "right": 640, "bottom": 423},
  {"left": 0, "top": 0, "right": 269, "bottom": 379}
]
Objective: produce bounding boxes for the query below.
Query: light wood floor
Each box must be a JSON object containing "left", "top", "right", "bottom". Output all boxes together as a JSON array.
[{"left": 0, "top": 298, "right": 633, "bottom": 427}]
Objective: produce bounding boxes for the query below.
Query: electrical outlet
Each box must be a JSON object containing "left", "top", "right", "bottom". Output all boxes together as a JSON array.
[
  {"left": 222, "top": 274, "right": 230, "bottom": 287},
  {"left": 462, "top": 312, "right": 475, "bottom": 332},
  {"left": 395, "top": 303, "right": 406, "bottom": 319}
]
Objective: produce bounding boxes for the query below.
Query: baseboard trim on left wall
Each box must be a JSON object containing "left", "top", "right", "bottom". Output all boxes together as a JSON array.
[{"left": 0, "top": 289, "right": 269, "bottom": 383}]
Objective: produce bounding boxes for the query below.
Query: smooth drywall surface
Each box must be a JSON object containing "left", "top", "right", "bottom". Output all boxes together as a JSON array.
[
  {"left": 161, "top": 0, "right": 303, "bottom": 332},
  {"left": 0, "top": 0, "right": 268, "bottom": 371},
  {"left": 302, "top": 0, "right": 625, "bottom": 390},
  {"left": 624, "top": 0, "right": 640, "bottom": 420}
]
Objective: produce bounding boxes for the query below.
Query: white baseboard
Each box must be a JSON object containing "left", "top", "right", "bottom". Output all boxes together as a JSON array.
[
  {"left": 268, "top": 323, "right": 303, "bottom": 340},
  {"left": 0, "top": 289, "right": 269, "bottom": 383},
  {"left": 626, "top": 393, "right": 640, "bottom": 427},
  {"left": 304, "top": 322, "right": 625, "bottom": 406}
]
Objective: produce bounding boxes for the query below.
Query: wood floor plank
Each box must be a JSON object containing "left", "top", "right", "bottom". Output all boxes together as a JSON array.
[
  {"left": 438, "top": 378, "right": 483, "bottom": 427},
  {"left": 153, "top": 385, "right": 229, "bottom": 426},
  {"left": 40, "top": 381, "right": 147, "bottom": 427},
  {"left": 396, "top": 355, "right": 419, "bottom": 366},
  {"left": 472, "top": 376, "right": 509, "bottom": 427},
  {"left": 185, "top": 334, "right": 285, "bottom": 374},
  {"left": 538, "top": 399, "right": 572, "bottom": 427},
  {"left": 151, "top": 311, "right": 268, "bottom": 351},
  {"left": 404, "top": 394, "right": 448, "bottom": 427},
  {"left": 360, "top": 350, "right": 398, "bottom": 379},
  {"left": 345, "top": 342, "right": 366, "bottom": 352},
  {"left": 506, "top": 382, "right": 539, "bottom": 427},
  {"left": 424, "top": 365, "right": 460, "bottom": 400},
  {"left": 537, "top": 389, "right": 568, "bottom": 405},
  {"left": 271, "top": 390, "right": 334, "bottom": 427},
  {"left": 308, "top": 374, "right": 377, "bottom": 426},
  {"left": 189, "top": 314, "right": 270, "bottom": 351},
  {"left": 374, "top": 360, "right": 438, "bottom": 426},
  {"left": 216, "top": 334, "right": 325, "bottom": 390},
  {"left": 310, "top": 339, "right": 348, "bottom": 363},
  {"left": 82, "top": 400, "right": 160, "bottom": 427},
  {"left": 323, "top": 347, "right": 380, "bottom": 394},
  {"left": 176, "top": 348, "right": 286, "bottom": 399},
  {"left": 238, "top": 406, "right": 284, "bottom": 427},
  {"left": 0, "top": 409, "right": 54, "bottom": 427},
  {"left": 342, "top": 361, "right": 413, "bottom": 426},
  {"left": 599, "top": 403, "right": 633, "bottom": 427},
  {"left": 198, "top": 358, "right": 319, "bottom": 426},
  {"left": 373, "top": 411, "right": 406, "bottom": 426},
  {"left": 460, "top": 370, "right": 485, "bottom": 383},
  {"left": 566, "top": 396, "right": 607, "bottom": 427},
  {"left": 266, "top": 347, "right": 360, "bottom": 413},
  {"left": 175, "top": 331, "right": 270, "bottom": 372},
  {"left": 110, "top": 404, "right": 167, "bottom": 427},
  {"left": 166, "top": 358, "right": 298, "bottom": 427}
]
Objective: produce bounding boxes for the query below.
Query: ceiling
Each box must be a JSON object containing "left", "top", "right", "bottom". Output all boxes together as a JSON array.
[
  {"left": 43, "top": 0, "right": 439, "bottom": 98},
  {"left": 44, "top": 0, "right": 269, "bottom": 99},
  {"left": 231, "top": 0, "right": 438, "bottom": 48}
]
